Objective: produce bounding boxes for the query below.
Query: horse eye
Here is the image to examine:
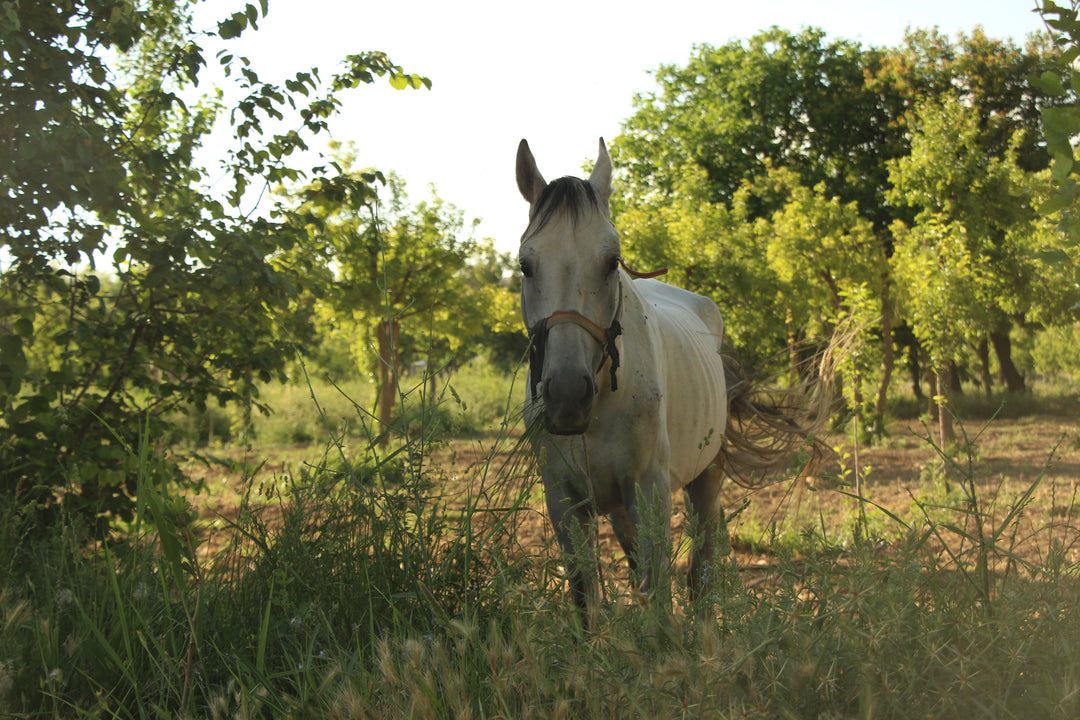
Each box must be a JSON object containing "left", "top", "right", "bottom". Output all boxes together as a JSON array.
[
  {"left": 519, "top": 259, "right": 533, "bottom": 278},
  {"left": 607, "top": 256, "right": 621, "bottom": 273}
]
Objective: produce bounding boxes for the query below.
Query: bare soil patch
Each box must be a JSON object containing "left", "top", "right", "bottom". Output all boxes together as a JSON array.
[
  {"left": 430, "top": 416, "right": 1080, "bottom": 581},
  {"left": 186, "top": 415, "right": 1080, "bottom": 583}
]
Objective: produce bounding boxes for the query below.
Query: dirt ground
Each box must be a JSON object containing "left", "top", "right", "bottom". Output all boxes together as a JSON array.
[
  {"left": 188, "top": 413, "right": 1080, "bottom": 582},
  {"left": 429, "top": 414, "right": 1080, "bottom": 580}
]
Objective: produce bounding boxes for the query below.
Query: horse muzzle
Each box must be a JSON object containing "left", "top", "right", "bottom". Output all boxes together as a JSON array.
[{"left": 540, "top": 368, "right": 598, "bottom": 434}]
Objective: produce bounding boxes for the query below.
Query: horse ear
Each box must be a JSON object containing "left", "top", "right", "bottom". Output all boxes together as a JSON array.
[
  {"left": 516, "top": 139, "right": 547, "bottom": 204},
  {"left": 588, "top": 137, "right": 613, "bottom": 214}
]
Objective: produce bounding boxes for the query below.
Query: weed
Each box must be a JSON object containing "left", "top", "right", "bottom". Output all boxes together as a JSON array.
[{"left": 3, "top": 381, "right": 1080, "bottom": 717}]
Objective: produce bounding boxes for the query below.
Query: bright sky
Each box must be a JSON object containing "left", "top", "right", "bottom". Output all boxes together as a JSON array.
[{"left": 201, "top": 0, "right": 1049, "bottom": 254}]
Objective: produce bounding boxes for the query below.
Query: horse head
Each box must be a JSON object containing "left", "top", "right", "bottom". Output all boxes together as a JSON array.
[{"left": 516, "top": 138, "right": 623, "bottom": 435}]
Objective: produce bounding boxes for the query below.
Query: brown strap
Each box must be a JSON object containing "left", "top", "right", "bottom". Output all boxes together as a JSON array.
[{"left": 619, "top": 257, "right": 668, "bottom": 279}]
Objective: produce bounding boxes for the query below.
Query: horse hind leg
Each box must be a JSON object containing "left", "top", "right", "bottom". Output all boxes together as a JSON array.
[
  {"left": 686, "top": 461, "right": 729, "bottom": 605},
  {"left": 608, "top": 506, "right": 639, "bottom": 577}
]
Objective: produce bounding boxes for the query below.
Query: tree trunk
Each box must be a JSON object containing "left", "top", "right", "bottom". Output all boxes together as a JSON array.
[
  {"left": 990, "top": 328, "right": 1026, "bottom": 394},
  {"left": 376, "top": 319, "right": 400, "bottom": 447},
  {"left": 875, "top": 276, "right": 895, "bottom": 417},
  {"left": 927, "top": 366, "right": 939, "bottom": 422},
  {"left": 913, "top": 346, "right": 927, "bottom": 403},
  {"left": 936, "top": 362, "right": 956, "bottom": 448},
  {"left": 975, "top": 338, "right": 993, "bottom": 397},
  {"left": 786, "top": 305, "right": 799, "bottom": 386}
]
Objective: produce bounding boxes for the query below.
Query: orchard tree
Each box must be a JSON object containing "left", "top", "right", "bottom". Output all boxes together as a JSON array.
[
  {"left": 1032, "top": 1, "right": 1080, "bottom": 304},
  {"left": 887, "top": 96, "right": 1073, "bottom": 440},
  {"left": 612, "top": 27, "right": 899, "bottom": 221},
  {"left": 889, "top": 96, "right": 1062, "bottom": 386},
  {"left": 610, "top": 25, "right": 1063, "bottom": 429},
  {"left": 614, "top": 165, "right": 789, "bottom": 365},
  {"left": 610, "top": 27, "right": 907, "bottom": 395},
  {"left": 872, "top": 27, "right": 1054, "bottom": 173},
  {"left": 759, "top": 167, "right": 890, "bottom": 422},
  {"left": 295, "top": 156, "right": 515, "bottom": 445},
  {"left": 0, "top": 0, "right": 429, "bottom": 531}
]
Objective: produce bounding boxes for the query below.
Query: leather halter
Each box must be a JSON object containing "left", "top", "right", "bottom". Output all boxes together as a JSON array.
[
  {"left": 526, "top": 260, "right": 667, "bottom": 400},
  {"left": 528, "top": 280, "right": 624, "bottom": 398}
]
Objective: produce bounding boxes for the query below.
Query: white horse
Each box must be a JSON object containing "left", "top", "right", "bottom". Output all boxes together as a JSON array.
[{"left": 516, "top": 138, "right": 827, "bottom": 612}]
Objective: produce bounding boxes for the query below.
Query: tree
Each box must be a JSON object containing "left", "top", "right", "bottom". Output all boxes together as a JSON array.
[
  {"left": 610, "top": 26, "right": 1065, "bottom": 428},
  {"left": 0, "top": 0, "right": 429, "bottom": 531},
  {"left": 611, "top": 28, "right": 905, "bottom": 394},
  {"left": 294, "top": 154, "right": 516, "bottom": 445},
  {"left": 613, "top": 164, "right": 789, "bottom": 366},
  {"left": 760, "top": 167, "right": 889, "bottom": 422},
  {"left": 887, "top": 96, "right": 1074, "bottom": 441},
  {"left": 613, "top": 28, "right": 897, "bottom": 214},
  {"left": 1032, "top": 1, "right": 1080, "bottom": 302}
]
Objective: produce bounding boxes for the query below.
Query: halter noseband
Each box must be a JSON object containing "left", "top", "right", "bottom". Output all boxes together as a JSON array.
[{"left": 527, "top": 260, "right": 667, "bottom": 400}]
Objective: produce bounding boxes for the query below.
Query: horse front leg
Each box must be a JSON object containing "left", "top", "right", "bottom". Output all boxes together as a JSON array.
[
  {"left": 545, "top": 484, "right": 599, "bottom": 614},
  {"left": 623, "top": 474, "right": 673, "bottom": 606}
]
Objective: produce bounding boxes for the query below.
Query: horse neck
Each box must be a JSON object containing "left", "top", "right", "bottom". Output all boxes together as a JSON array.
[
  {"left": 618, "top": 272, "right": 651, "bottom": 334},
  {"left": 596, "top": 272, "right": 652, "bottom": 394}
]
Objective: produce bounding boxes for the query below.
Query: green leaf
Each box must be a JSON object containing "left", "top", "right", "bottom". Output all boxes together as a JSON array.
[
  {"left": 1051, "top": 152, "right": 1074, "bottom": 183},
  {"left": 1036, "top": 249, "right": 1071, "bottom": 264},
  {"left": 218, "top": 18, "right": 242, "bottom": 39},
  {"left": 13, "top": 317, "right": 33, "bottom": 338},
  {"left": 1039, "top": 179, "right": 1078, "bottom": 216},
  {"left": 1034, "top": 70, "right": 1066, "bottom": 96}
]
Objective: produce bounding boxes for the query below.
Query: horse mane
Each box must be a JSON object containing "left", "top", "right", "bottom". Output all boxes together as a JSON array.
[{"left": 527, "top": 176, "right": 600, "bottom": 233}]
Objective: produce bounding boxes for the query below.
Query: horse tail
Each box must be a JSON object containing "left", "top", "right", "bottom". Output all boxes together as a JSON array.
[{"left": 720, "top": 325, "right": 850, "bottom": 488}]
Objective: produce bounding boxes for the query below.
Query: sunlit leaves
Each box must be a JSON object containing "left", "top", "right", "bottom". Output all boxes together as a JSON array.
[
  {"left": 333, "top": 53, "right": 433, "bottom": 92},
  {"left": 288, "top": 149, "right": 513, "bottom": 427},
  {"left": 0, "top": 0, "right": 432, "bottom": 531},
  {"left": 217, "top": 2, "right": 266, "bottom": 39},
  {"left": 1034, "top": 1, "right": 1080, "bottom": 256}
]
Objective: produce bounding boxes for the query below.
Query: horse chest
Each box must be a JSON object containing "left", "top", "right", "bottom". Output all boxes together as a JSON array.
[{"left": 540, "top": 378, "right": 667, "bottom": 512}]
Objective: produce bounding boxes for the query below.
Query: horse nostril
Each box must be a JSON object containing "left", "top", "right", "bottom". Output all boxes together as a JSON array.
[
  {"left": 582, "top": 374, "right": 596, "bottom": 400},
  {"left": 543, "top": 372, "right": 595, "bottom": 407}
]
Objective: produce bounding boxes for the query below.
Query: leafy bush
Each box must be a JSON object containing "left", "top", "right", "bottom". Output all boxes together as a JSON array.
[
  {"left": 0, "top": 1, "right": 429, "bottom": 534},
  {"left": 1032, "top": 322, "right": 1080, "bottom": 383}
]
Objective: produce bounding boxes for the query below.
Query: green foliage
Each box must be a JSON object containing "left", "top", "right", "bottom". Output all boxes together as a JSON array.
[
  {"left": 0, "top": 1, "right": 430, "bottom": 532},
  {"left": 613, "top": 28, "right": 896, "bottom": 219},
  {"left": 289, "top": 150, "right": 518, "bottom": 435},
  {"left": 887, "top": 95, "right": 1077, "bottom": 408},
  {"left": 890, "top": 218, "right": 988, "bottom": 364},
  {"left": 615, "top": 173, "right": 788, "bottom": 363},
  {"left": 1032, "top": 322, "right": 1080, "bottom": 381},
  {"left": 1034, "top": 3, "right": 1080, "bottom": 214},
  {"left": 0, "top": 362, "right": 541, "bottom": 717},
  {"left": 1033, "top": 1, "right": 1080, "bottom": 304},
  {"left": 612, "top": 25, "right": 1072, "bottom": 424},
  {"left": 239, "top": 376, "right": 374, "bottom": 446}
]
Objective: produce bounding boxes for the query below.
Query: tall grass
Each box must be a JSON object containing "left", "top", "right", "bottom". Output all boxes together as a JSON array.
[
  {"left": 163, "top": 356, "right": 518, "bottom": 449},
  {"left": 2, "top": 374, "right": 1080, "bottom": 718}
]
